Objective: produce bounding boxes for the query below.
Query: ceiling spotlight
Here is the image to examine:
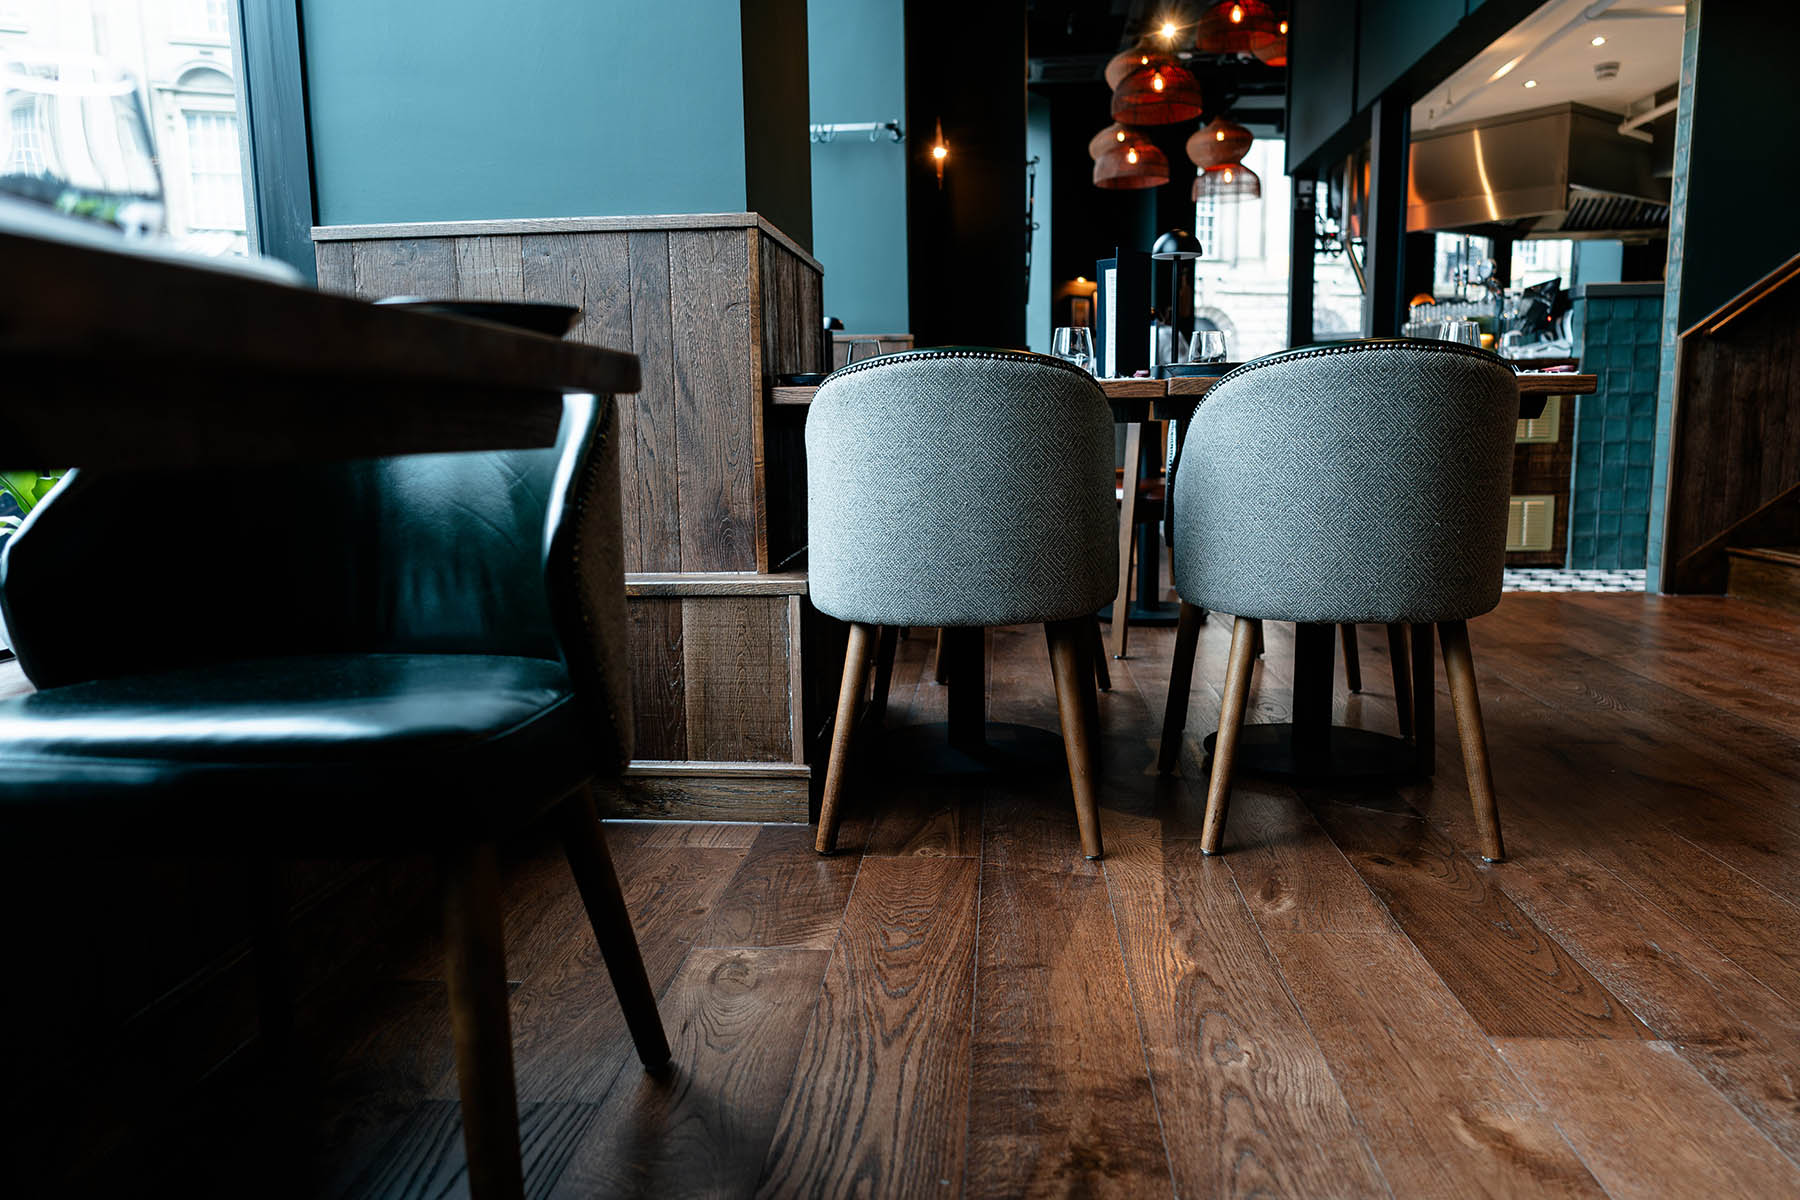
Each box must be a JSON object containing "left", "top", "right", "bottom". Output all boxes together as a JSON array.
[
  {"left": 1591, "top": 35, "right": 1607, "bottom": 46},
  {"left": 1523, "top": 79, "right": 1538, "bottom": 88},
  {"left": 1490, "top": 56, "right": 1521, "bottom": 81}
]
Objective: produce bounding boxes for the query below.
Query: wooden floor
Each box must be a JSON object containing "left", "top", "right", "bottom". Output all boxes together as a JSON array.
[{"left": 57, "top": 593, "right": 1800, "bottom": 1197}]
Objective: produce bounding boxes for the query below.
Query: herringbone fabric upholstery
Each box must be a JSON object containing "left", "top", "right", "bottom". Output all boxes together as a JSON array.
[
  {"left": 808, "top": 350, "right": 1116, "bottom": 627},
  {"left": 1172, "top": 339, "right": 1519, "bottom": 624}
]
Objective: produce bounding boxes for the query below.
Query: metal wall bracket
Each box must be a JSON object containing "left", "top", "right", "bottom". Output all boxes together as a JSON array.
[{"left": 809, "top": 120, "right": 905, "bottom": 144}]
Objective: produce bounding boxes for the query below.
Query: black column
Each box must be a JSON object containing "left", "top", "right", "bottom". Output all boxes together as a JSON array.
[
  {"left": 1288, "top": 170, "right": 1316, "bottom": 347},
  {"left": 905, "top": 1, "right": 1028, "bottom": 348},
  {"left": 1362, "top": 91, "right": 1410, "bottom": 337}
]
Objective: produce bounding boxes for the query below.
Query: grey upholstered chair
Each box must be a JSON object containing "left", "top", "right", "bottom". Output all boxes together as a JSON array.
[
  {"left": 807, "top": 348, "right": 1117, "bottom": 858},
  {"left": 1160, "top": 339, "right": 1519, "bottom": 862}
]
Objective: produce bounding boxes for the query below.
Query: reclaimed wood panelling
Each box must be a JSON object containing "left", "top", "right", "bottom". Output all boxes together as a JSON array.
[
  {"left": 626, "top": 597, "right": 687, "bottom": 761},
  {"left": 759, "top": 232, "right": 825, "bottom": 572},
  {"left": 1669, "top": 272, "right": 1800, "bottom": 591},
  {"left": 679, "top": 594, "right": 793, "bottom": 762},
  {"left": 625, "top": 232, "right": 683, "bottom": 572},
  {"left": 669, "top": 229, "right": 759, "bottom": 571}
]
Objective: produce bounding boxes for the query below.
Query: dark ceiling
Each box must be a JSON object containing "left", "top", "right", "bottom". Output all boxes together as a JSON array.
[{"left": 1026, "top": 1, "right": 1289, "bottom": 132}]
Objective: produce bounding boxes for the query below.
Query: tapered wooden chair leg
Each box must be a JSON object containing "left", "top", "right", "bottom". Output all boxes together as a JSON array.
[
  {"left": 1439, "top": 620, "right": 1505, "bottom": 863},
  {"left": 1157, "top": 601, "right": 1206, "bottom": 774},
  {"left": 1047, "top": 618, "right": 1104, "bottom": 859},
  {"left": 816, "top": 623, "right": 876, "bottom": 854},
  {"left": 868, "top": 625, "right": 899, "bottom": 725},
  {"left": 933, "top": 628, "right": 949, "bottom": 684},
  {"left": 1202, "top": 616, "right": 1259, "bottom": 855},
  {"left": 1386, "top": 623, "right": 1414, "bottom": 740},
  {"left": 1090, "top": 617, "right": 1112, "bottom": 691},
  {"left": 1340, "top": 623, "right": 1362, "bottom": 692},
  {"left": 558, "top": 791, "right": 670, "bottom": 1069},
  {"left": 442, "top": 842, "right": 525, "bottom": 1200}
]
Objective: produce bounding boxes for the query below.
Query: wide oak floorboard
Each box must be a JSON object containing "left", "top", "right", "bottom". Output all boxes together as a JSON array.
[{"left": 38, "top": 594, "right": 1800, "bottom": 1197}]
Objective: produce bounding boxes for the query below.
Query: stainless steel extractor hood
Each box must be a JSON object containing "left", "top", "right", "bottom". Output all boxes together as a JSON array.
[{"left": 1408, "top": 103, "right": 1671, "bottom": 239}]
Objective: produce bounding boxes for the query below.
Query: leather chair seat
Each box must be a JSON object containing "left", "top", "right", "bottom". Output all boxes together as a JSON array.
[{"left": 0, "top": 653, "right": 590, "bottom": 848}]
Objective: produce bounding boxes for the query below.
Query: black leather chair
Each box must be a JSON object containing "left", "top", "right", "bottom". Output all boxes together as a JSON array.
[{"left": 0, "top": 393, "right": 664, "bottom": 1198}]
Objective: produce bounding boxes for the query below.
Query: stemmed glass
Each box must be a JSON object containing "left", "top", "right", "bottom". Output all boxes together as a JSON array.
[
  {"left": 1052, "top": 326, "right": 1096, "bottom": 376},
  {"left": 0, "top": 52, "right": 165, "bottom": 237}
]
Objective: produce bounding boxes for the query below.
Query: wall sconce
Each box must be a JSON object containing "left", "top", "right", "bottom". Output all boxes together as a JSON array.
[{"left": 931, "top": 119, "right": 948, "bottom": 188}]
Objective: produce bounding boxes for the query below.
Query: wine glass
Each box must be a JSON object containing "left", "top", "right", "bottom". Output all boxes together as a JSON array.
[
  {"left": 0, "top": 52, "right": 164, "bottom": 238},
  {"left": 1442, "top": 318, "right": 1482, "bottom": 347},
  {"left": 844, "top": 338, "right": 884, "bottom": 365},
  {"left": 1186, "top": 330, "right": 1227, "bottom": 363},
  {"left": 1052, "top": 326, "right": 1096, "bottom": 376}
]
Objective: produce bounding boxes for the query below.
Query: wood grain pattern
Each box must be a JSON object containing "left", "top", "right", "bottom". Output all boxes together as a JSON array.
[
  {"left": 624, "top": 230, "right": 683, "bottom": 573},
  {"left": 626, "top": 596, "right": 687, "bottom": 761},
  {"left": 758, "top": 857, "right": 978, "bottom": 1198},
  {"left": 1106, "top": 833, "right": 1389, "bottom": 1197},
  {"left": 968, "top": 864, "right": 1172, "bottom": 1197},
  {"left": 550, "top": 947, "right": 829, "bottom": 1199},
  {"left": 1497, "top": 1038, "right": 1800, "bottom": 1200},
  {"left": 669, "top": 229, "right": 758, "bottom": 572},
  {"left": 500, "top": 844, "right": 749, "bottom": 1102},
  {"left": 700, "top": 824, "right": 861, "bottom": 950},
  {"left": 680, "top": 595, "right": 793, "bottom": 762},
  {"left": 1668, "top": 272, "right": 1800, "bottom": 591},
  {"left": 1262, "top": 930, "right": 1607, "bottom": 1197},
  {"left": 1309, "top": 798, "right": 1653, "bottom": 1040}
]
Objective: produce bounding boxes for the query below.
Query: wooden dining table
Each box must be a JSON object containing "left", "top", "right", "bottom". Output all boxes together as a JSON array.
[
  {"left": 2, "top": 228, "right": 638, "bottom": 469},
  {"left": 774, "top": 366, "right": 1598, "bottom": 783}
]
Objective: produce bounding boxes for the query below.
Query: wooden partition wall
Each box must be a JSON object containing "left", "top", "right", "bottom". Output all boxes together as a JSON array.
[
  {"left": 1664, "top": 251, "right": 1800, "bottom": 592},
  {"left": 314, "top": 214, "right": 827, "bottom": 819}
]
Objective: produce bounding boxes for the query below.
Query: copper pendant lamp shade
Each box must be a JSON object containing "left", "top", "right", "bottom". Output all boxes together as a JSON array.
[
  {"left": 1192, "top": 162, "right": 1262, "bottom": 201},
  {"left": 1111, "top": 55, "right": 1204, "bottom": 125},
  {"left": 1105, "top": 46, "right": 1156, "bottom": 90},
  {"left": 1196, "top": 0, "right": 1282, "bottom": 55},
  {"left": 1088, "top": 122, "right": 1138, "bottom": 160},
  {"left": 1186, "top": 117, "right": 1253, "bottom": 169},
  {"left": 1095, "top": 138, "right": 1169, "bottom": 190},
  {"left": 1253, "top": 17, "right": 1289, "bottom": 67}
]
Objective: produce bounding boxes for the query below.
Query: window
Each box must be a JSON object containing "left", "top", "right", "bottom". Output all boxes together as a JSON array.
[
  {"left": 4, "top": 96, "right": 45, "bottom": 176},
  {"left": 183, "top": 109, "right": 244, "bottom": 232},
  {"left": 1195, "top": 193, "right": 1218, "bottom": 260},
  {"left": 189, "top": 0, "right": 230, "bottom": 39}
]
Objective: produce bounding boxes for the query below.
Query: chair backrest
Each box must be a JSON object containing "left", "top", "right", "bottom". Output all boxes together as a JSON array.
[
  {"left": 806, "top": 348, "right": 1116, "bottom": 627},
  {"left": 0, "top": 394, "right": 634, "bottom": 767},
  {"left": 1172, "top": 339, "right": 1519, "bottom": 625}
]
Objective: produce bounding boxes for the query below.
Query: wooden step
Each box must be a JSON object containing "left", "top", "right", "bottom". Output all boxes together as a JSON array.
[{"left": 1725, "top": 546, "right": 1800, "bottom": 617}]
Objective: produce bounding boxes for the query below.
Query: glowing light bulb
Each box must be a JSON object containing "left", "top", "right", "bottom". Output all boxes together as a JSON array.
[
  {"left": 1152, "top": 71, "right": 1165, "bottom": 92},
  {"left": 1161, "top": 20, "right": 1176, "bottom": 38},
  {"left": 1216, "top": 130, "right": 1225, "bottom": 141},
  {"left": 1591, "top": 35, "right": 1606, "bottom": 46},
  {"left": 1127, "top": 147, "right": 1139, "bottom": 164},
  {"left": 1280, "top": 20, "right": 1288, "bottom": 34},
  {"left": 1140, "top": 54, "right": 1149, "bottom": 64},
  {"left": 1223, "top": 167, "right": 1234, "bottom": 182},
  {"left": 1076, "top": 275, "right": 1087, "bottom": 283},
  {"left": 932, "top": 143, "right": 947, "bottom": 160},
  {"left": 1116, "top": 130, "right": 1127, "bottom": 141},
  {"left": 1230, "top": 4, "right": 1244, "bottom": 23}
]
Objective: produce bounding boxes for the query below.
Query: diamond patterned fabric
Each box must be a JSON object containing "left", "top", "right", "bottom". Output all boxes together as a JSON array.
[
  {"left": 807, "top": 350, "right": 1117, "bottom": 627},
  {"left": 1172, "top": 340, "right": 1520, "bottom": 624}
]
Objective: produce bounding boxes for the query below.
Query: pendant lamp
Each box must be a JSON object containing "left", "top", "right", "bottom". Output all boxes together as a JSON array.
[
  {"left": 1095, "top": 137, "right": 1170, "bottom": 190},
  {"left": 1254, "top": 14, "right": 1289, "bottom": 66},
  {"left": 1088, "top": 123, "right": 1138, "bottom": 160},
  {"left": 1192, "top": 162, "right": 1262, "bottom": 202},
  {"left": 1186, "top": 117, "right": 1253, "bottom": 169},
  {"left": 1111, "top": 53, "right": 1204, "bottom": 125},
  {"left": 1195, "top": 1, "right": 1281, "bottom": 55}
]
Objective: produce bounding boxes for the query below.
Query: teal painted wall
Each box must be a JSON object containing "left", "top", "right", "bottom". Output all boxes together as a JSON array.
[
  {"left": 1025, "top": 93, "right": 1051, "bottom": 354},
  {"left": 302, "top": 0, "right": 748, "bottom": 226},
  {"left": 806, "top": 0, "right": 907, "bottom": 332}
]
